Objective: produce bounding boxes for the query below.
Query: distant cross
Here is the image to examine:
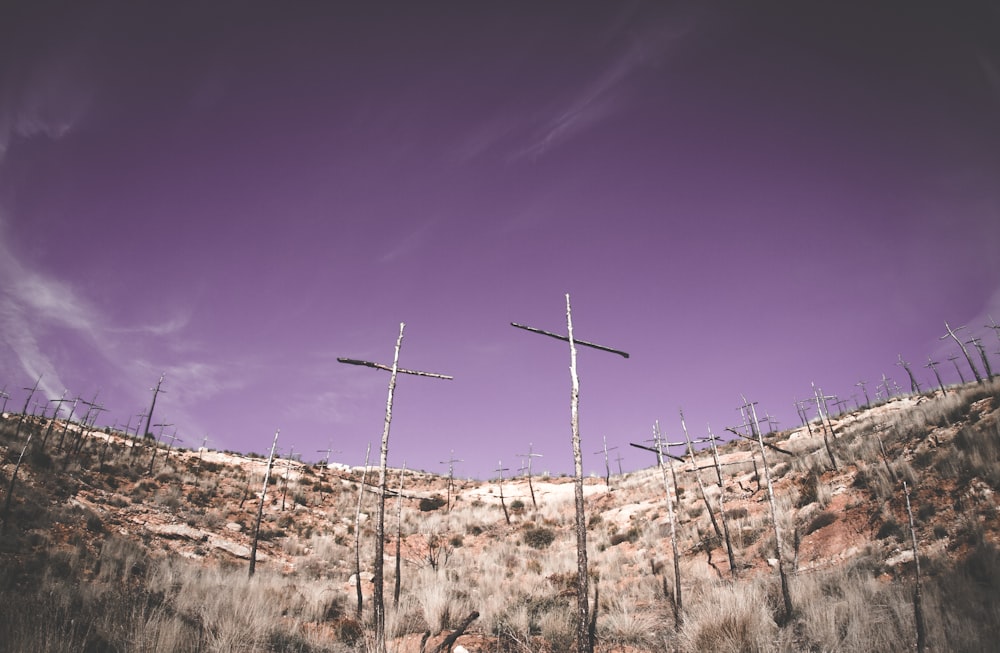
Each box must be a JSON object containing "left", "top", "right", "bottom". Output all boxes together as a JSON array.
[
  {"left": 856, "top": 380, "right": 871, "bottom": 408},
  {"left": 966, "top": 337, "right": 994, "bottom": 380},
  {"left": 512, "top": 294, "right": 628, "bottom": 653},
  {"left": 947, "top": 354, "right": 967, "bottom": 385},
  {"left": 0, "top": 385, "right": 9, "bottom": 414},
  {"left": 832, "top": 397, "right": 850, "bottom": 416},
  {"left": 762, "top": 411, "right": 780, "bottom": 435},
  {"left": 337, "top": 322, "right": 452, "bottom": 653},
  {"left": 986, "top": 315, "right": 1000, "bottom": 346},
  {"left": 878, "top": 373, "right": 894, "bottom": 400},
  {"left": 793, "top": 398, "right": 809, "bottom": 427},
  {"left": 41, "top": 391, "right": 71, "bottom": 449},
  {"left": 593, "top": 435, "right": 618, "bottom": 490},
  {"left": 162, "top": 429, "right": 182, "bottom": 458},
  {"left": 516, "top": 443, "right": 543, "bottom": 509},
  {"left": 494, "top": 460, "right": 511, "bottom": 524},
  {"left": 924, "top": 357, "right": 946, "bottom": 395},
  {"left": 614, "top": 451, "right": 625, "bottom": 476},
  {"left": 142, "top": 373, "right": 167, "bottom": 439},
  {"left": 14, "top": 375, "right": 42, "bottom": 440},
  {"left": 199, "top": 434, "right": 214, "bottom": 460},
  {"left": 147, "top": 421, "right": 173, "bottom": 475},
  {"left": 896, "top": 354, "right": 922, "bottom": 394},
  {"left": 439, "top": 450, "right": 463, "bottom": 512},
  {"left": 941, "top": 322, "right": 983, "bottom": 384},
  {"left": 811, "top": 383, "right": 838, "bottom": 470}
]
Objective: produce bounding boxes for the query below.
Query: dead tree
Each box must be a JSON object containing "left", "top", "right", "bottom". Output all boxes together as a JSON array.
[
  {"left": 338, "top": 324, "right": 453, "bottom": 653},
  {"left": 631, "top": 422, "right": 684, "bottom": 631},
  {"left": 924, "top": 357, "right": 946, "bottom": 395},
  {"left": 495, "top": 461, "right": 511, "bottom": 525},
  {"left": 517, "top": 443, "right": 542, "bottom": 509},
  {"left": 440, "top": 450, "right": 462, "bottom": 512},
  {"left": 742, "top": 396, "right": 793, "bottom": 623},
  {"left": 903, "top": 482, "right": 926, "bottom": 653},
  {"left": 355, "top": 444, "right": 371, "bottom": 618},
  {"left": 941, "top": 322, "right": 983, "bottom": 384},
  {"left": 512, "top": 295, "right": 628, "bottom": 653},
  {"left": 249, "top": 429, "right": 280, "bottom": 578}
]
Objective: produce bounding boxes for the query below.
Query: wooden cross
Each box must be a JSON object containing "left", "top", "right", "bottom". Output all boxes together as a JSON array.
[
  {"left": 896, "top": 354, "right": 922, "bottom": 394},
  {"left": 516, "top": 443, "right": 543, "bottom": 509},
  {"left": 0, "top": 385, "right": 9, "bottom": 415},
  {"left": 337, "top": 322, "right": 452, "bottom": 653},
  {"left": 440, "top": 450, "right": 463, "bottom": 512},
  {"left": 495, "top": 460, "right": 512, "bottom": 524},
  {"left": 142, "top": 373, "right": 167, "bottom": 439},
  {"left": 966, "top": 337, "right": 994, "bottom": 380},
  {"left": 941, "top": 322, "right": 983, "bottom": 383},
  {"left": 512, "top": 294, "right": 628, "bottom": 653},
  {"left": 14, "top": 375, "right": 42, "bottom": 440},
  {"left": 947, "top": 354, "right": 967, "bottom": 384},
  {"left": 924, "top": 357, "right": 946, "bottom": 395},
  {"left": 593, "top": 435, "right": 618, "bottom": 490},
  {"left": 856, "top": 380, "right": 871, "bottom": 407}
]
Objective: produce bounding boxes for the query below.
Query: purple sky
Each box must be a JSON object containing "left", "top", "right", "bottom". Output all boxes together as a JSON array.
[{"left": 2, "top": 3, "right": 999, "bottom": 479}]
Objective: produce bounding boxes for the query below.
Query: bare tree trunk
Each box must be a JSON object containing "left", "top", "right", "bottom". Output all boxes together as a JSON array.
[
  {"left": 249, "top": 429, "right": 280, "bottom": 578},
  {"left": 355, "top": 444, "right": 372, "bottom": 619}
]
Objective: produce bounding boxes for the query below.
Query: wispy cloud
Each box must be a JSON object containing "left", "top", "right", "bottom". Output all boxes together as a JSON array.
[{"left": 510, "top": 11, "right": 695, "bottom": 161}]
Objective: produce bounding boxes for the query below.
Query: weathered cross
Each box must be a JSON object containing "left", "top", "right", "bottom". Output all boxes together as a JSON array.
[
  {"left": 896, "top": 354, "right": 922, "bottom": 394},
  {"left": 966, "top": 337, "right": 994, "bottom": 380},
  {"left": 337, "top": 322, "right": 452, "bottom": 653},
  {"left": 516, "top": 443, "right": 543, "bottom": 509},
  {"left": 439, "top": 450, "right": 463, "bottom": 512},
  {"left": 142, "top": 373, "right": 167, "bottom": 439},
  {"left": 941, "top": 322, "right": 983, "bottom": 384},
  {"left": 593, "top": 435, "right": 618, "bottom": 490},
  {"left": 924, "top": 357, "right": 946, "bottom": 395},
  {"left": 512, "top": 294, "right": 628, "bottom": 653},
  {"left": 14, "top": 375, "right": 42, "bottom": 440}
]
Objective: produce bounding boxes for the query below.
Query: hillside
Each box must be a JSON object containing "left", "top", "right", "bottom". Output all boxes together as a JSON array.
[{"left": 1, "top": 380, "right": 999, "bottom": 652}]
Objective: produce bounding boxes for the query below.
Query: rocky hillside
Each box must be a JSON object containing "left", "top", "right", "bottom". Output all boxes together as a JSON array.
[{"left": 1, "top": 380, "right": 999, "bottom": 652}]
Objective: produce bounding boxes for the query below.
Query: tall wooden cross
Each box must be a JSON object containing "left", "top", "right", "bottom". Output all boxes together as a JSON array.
[
  {"left": 941, "top": 322, "right": 983, "bottom": 384},
  {"left": 337, "top": 322, "right": 452, "bottom": 653},
  {"left": 512, "top": 294, "right": 628, "bottom": 653}
]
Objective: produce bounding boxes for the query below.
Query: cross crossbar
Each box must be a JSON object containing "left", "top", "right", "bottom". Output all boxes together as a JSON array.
[
  {"left": 510, "top": 322, "right": 629, "bottom": 358},
  {"left": 336, "top": 357, "right": 453, "bottom": 379}
]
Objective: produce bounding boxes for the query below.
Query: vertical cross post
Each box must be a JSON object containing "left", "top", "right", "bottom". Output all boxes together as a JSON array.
[
  {"left": 338, "top": 323, "right": 452, "bottom": 653},
  {"left": 593, "top": 435, "right": 617, "bottom": 491},
  {"left": 856, "top": 380, "right": 871, "bottom": 408},
  {"left": 249, "top": 429, "right": 280, "bottom": 577},
  {"left": 924, "top": 357, "right": 946, "bottom": 395},
  {"left": 947, "top": 355, "right": 967, "bottom": 385},
  {"left": 742, "top": 395, "right": 793, "bottom": 622},
  {"left": 512, "top": 295, "right": 628, "bottom": 653},
  {"left": 142, "top": 373, "right": 166, "bottom": 439},
  {"left": 0, "top": 385, "right": 10, "bottom": 415},
  {"left": 495, "top": 460, "right": 511, "bottom": 525},
  {"left": 811, "top": 383, "right": 838, "bottom": 471},
  {"left": 966, "top": 337, "right": 994, "bottom": 380}
]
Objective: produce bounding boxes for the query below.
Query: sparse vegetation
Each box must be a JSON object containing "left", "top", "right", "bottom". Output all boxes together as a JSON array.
[{"left": 1, "top": 379, "right": 999, "bottom": 651}]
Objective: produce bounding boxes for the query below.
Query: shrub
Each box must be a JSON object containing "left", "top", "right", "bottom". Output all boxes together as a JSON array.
[
  {"left": 804, "top": 511, "right": 837, "bottom": 535},
  {"left": 509, "top": 499, "right": 526, "bottom": 514},
  {"left": 876, "top": 519, "right": 903, "bottom": 541},
  {"left": 523, "top": 526, "right": 556, "bottom": 549},
  {"left": 419, "top": 495, "right": 447, "bottom": 512}
]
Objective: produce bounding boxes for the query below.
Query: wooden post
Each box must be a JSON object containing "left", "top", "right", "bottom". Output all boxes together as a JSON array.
[
  {"left": 743, "top": 396, "right": 793, "bottom": 622},
  {"left": 966, "top": 337, "right": 994, "bottom": 380},
  {"left": 355, "top": 444, "right": 371, "bottom": 619},
  {"left": 512, "top": 295, "right": 628, "bottom": 653},
  {"left": 141, "top": 373, "right": 166, "bottom": 439},
  {"left": 705, "top": 424, "right": 738, "bottom": 577},
  {"left": 897, "top": 354, "right": 923, "bottom": 395},
  {"left": 393, "top": 461, "right": 406, "bottom": 609},
  {"left": 440, "top": 450, "right": 462, "bottom": 512},
  {"left": 593, "top": 435, "right": 617, "bottom": 491},
  {"left": 631, "top": 422, "right": 683, "bottom": 630},
  {"left": 249, "top": 429, "right": 280, "bottom": 578},
  {"left": 812, "top": 383, "right": 838, "bottom": 471},
  {"left": 679, "top": 410, "right": 723, "bottom": 543},
  {"left": 280, "top": 446, "right": 294, "bottom": 511},
  {"left": 0, "top": 386, "right": 9, "bottom": 415},
  {"left": 924, "top": 357, "right": 946, "bottom": 395},
  {"left": 495, "top": 461, "right": 511, "bottom": 525},
  {"left": 517, "top": 444, "right": 542, "bottom": 509},
  {"left": 1, "top": 432, "right": 33, "bottom": 531},
  {"left": 13, "top": 375, "right": 41, "bottom": 441},
  {"left": 903, "top": 482, "right": 926, "bottom": 653},
  {"left": 941, "top": 322, "right": 983, "bottom": 384},
  {"left": 338, "top": 324, "right": 452, "bottom": 653}
]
